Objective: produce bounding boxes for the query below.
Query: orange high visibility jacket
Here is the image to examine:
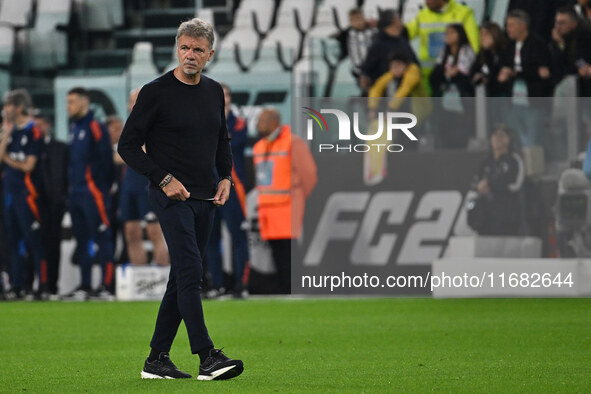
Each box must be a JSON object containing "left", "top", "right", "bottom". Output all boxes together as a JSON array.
[{"left": 253, "top": 125, "right": 317, "bottom": 240}]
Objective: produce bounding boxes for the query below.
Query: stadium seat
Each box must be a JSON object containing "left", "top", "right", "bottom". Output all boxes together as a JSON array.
[
  {"left": 293, "top": 38, "right": 336, "bottom": 97},
  {"left": 127, "top": 42, "right": 159, "bottom": 88},
  {"left": 362, "top": 0, "right": 401, "bottom": 22},
  {"left": 491, "top": 0, "right": 510, "bottom": 26},
  {"left": 0, "top": 69, "right": 10, "bottom": 95},
  {"left": 330, "top": 57, "right": 361, "bottom": 97},
  {"left": 276, "top": 0, "right": 316, "bottom": 32},
  {"left": 402, "top": 0, "right": 423, "bottom": 23},
  {"left": 218, "top": 7, "right": 260, "bottom": 70},
  {"left": 0, "top": 26, "right": 14, "bottom": 65},
  {"left": 260, "top": 29, "right": 301, "bottom": 70},
  {"left": 196, "top": 7, "right": 214, "bottom": 27},
  {"left": 0, "top": 0, "right": 34, "bottom": 28},
  {"left": 461, "top": 0, "right": 486, "bottom": 23},
  {"left": 322, "top": 0, "right": 357, "bottom": 30},
  {"left": 234, "top": 0, "right": 275, "bottom": 34},
  {"left": 307, "top": 5, "right": 340, "bottom": 39},
  {"left": 0, "top": 0, "right": 33, "bottom": 66},
  {"left": 24, "top": 0, "right": 71, "bottom": 70},
  {"left": 248, "top": 47, "right": 285, "bottom": 73},
  {"left": 80, "top": 0, "right": 124, "bottom": 31}
]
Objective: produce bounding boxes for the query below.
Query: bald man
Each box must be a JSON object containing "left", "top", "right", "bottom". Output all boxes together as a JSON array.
[{"left": 253, "top": 108, "right": 317, "bottom": 293}]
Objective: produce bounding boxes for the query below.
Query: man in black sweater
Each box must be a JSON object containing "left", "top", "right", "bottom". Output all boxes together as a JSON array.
[{"left": 118, "top": 18, "right": 243, "bottom": 381}]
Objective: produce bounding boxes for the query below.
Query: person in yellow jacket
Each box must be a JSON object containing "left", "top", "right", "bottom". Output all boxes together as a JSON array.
[
  {"left": 406, "top": 0, "right": 479, "bottom": 81},
  {"left": 253, "top": 107, "right": 317, "bottom": 293},
  {"left": 365, "top": 52, "right": 430, "bottom": 184},
  {"left": 368, "top": 52, "right": 429, "bottom": 112}
]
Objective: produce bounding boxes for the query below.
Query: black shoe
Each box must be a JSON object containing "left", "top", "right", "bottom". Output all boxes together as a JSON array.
[
  {"left": 61, "top": 286, "right": 90, "bottom": 301},
  {"left": 4, "top": 289, "right": 25, "bottom": 301},
  {"left": 198, "top": 348, "right": 243, "bottom": 381},
  {"left": 141, "top": 352, "right": 192, "bottom": 379},
  {"left": 89, "top": 285, "right": 115, "bottom": 301}
]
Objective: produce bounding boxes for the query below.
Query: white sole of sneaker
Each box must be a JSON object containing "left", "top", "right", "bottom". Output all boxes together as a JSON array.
[
  {"left": 197, "top": 365, "right": 236, "bottom": 381},
  {"left": 140, "top": 371, "right": 174, "bottom": 379}
]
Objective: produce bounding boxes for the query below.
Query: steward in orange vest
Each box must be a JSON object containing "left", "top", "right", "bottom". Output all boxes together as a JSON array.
[{"left": 253, "top": 110, "right": 317, "bottom": 241}]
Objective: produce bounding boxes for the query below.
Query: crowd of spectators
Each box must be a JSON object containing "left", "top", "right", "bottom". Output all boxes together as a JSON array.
[{"left": 335, "top": 0, "right": 591, "bottom": 150}]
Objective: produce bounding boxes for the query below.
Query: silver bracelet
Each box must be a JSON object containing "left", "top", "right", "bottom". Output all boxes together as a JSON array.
[{"left": 159, "top": 173, "right": 173, "bottom": 189}]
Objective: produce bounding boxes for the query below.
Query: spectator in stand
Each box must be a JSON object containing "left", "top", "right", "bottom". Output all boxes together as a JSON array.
[
  {"left": 368, "top": 51, "right": 428, "bottom": 112},
  {"left": 430, "top": 24, "right": 477, "bottom": 149},
  {"left": 550, "top": 6, "right": 591, "bottom": 96},
  {"left": 472, "top": 22, "right": 509, "bottom": 97},
  {"left": 35, "top": 113, "right": 68, "bottom": 299},
  {"left": 62, "top": 87, "right": 115, "bottom": 301},
  {"left": 333, "top": 8, "right": 376, "bottom": 94},
  {"left": 367, "top": 50, "right": 429, "bottom": 178},
  {"left": 551, "top": 6, "right": 591, "bottom": 149},
  {"left": 430, "top": 24, "right": 476, "bottom": 97},
  {"left": 114, "top": 90, "right": 169, "bottom": 266},
  {"left": 468, "top": 124, "right": 525, "bottom": 236},
  {"left": 205, "top": 84, "right": 249, "bottom": 298},
  {"left": 253, "top": 108, "right": 317, "bottom": 294},
  {"left": 405, "top": 0, "right": 479, "bottom": 86},
  {"left": 360, "top": 9, "right": 417, "bottom": 90},
  {"left": 0, "top": 89, "right": 49, "bottom": 300},
  {"left": 499, "top": 10, "right": 553, "bottom": 148}
]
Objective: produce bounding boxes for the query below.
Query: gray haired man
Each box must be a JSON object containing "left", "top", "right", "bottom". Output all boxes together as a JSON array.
[{"left": 118, "top": 18, "right": 243, "bottom": 381}]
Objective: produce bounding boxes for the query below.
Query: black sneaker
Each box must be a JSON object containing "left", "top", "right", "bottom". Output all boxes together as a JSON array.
[
  {"left": 197, "top": 348, "right": 243, "bottom": 381},
  {"left": 141, "top": 352, "right": 192, "bottom": 379},
  {"left": 89, "top": 285, "right": 115, "bottom": 301},
  {"left": 61, "top": 286, "right": 90, "bottom": 301}
]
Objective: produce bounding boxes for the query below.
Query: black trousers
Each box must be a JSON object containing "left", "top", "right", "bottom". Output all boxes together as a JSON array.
[
  {"left": 268, "top": 239, "right": 291, "bottom": 294},
  {"left": 148, "top": 189, "right": 215, "bottom": 354},
  {"left": 41, "top": 202, "right": 65, "bottom": 294}
]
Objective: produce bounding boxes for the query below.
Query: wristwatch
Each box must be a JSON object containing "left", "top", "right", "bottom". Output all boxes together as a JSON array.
[
  {"left": 159, "top": 173, "right": 173, "bottom": 189},
  {"left": 219, "top": 175, "right": 234, "bottom": 187}
]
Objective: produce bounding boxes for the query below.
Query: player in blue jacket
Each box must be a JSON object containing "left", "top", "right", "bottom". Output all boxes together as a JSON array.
[
  {"left": 1, "top": 89, "right": 49, "bottom": 300},
  {"left": 205, "top": 84, "right": 250, "bottom": 298},
  {"left": 63, "top": 87, "right": 115, "bottom": 301}
]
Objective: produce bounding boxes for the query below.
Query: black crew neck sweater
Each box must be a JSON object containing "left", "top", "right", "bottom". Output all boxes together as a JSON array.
[{"left": 118, "top": 70, "right": 232, "bottom": 199}]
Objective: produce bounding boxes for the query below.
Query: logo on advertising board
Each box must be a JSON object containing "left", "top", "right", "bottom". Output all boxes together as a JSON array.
[{"left": 302, "top": 107, "right": 418, "bottom": 153}]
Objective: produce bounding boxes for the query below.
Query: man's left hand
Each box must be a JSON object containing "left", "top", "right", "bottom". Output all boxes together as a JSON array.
[{"left": 213, "top": 179, "right": 231, "bottom": 206}]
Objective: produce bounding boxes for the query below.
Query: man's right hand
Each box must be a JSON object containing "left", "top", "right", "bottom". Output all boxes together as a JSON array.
[{"left": 162, "top": 176, "right": 190, "bottom": 201}]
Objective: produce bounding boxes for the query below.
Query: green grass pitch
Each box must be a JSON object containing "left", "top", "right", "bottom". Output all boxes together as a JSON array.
[{"left": 1, "top": 298, "right": 590, "bottom": 393}]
